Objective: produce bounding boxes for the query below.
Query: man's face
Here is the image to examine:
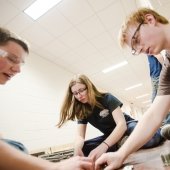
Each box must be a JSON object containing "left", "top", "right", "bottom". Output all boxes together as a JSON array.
[
  {"left": 0, "top": 41, "right": 27, "bottom": 84},
  {"left": 126, "top": 21, "right": 164, "bottom": 55}
]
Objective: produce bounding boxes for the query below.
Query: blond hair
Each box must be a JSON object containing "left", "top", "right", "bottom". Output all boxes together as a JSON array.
[
  {"left": 119, "top": 8, "right": 169, "bottom": 48},
  {"left": 57, "top": 74, "right": 104, "bottom": 128}
]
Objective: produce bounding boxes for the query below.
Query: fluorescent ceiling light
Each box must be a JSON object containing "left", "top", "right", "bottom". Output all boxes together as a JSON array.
[
  {"left": 102, "top": 60, "right": 128, "bottom": 73},
  {"left": 125, "top": 83, "right": 142, "bottom": 91},
  {"left": 146, "top": 104, "right": 151, "bottom": 107},
  {"left": 137, "top": 0, "right": 153, "bottom": 9},
  {"left": 24, "top": 0, "right": 62, "bottom": 20},
  {"left": 136, "top": 93, "right": 150, "bottom": 99},
  {"left": 142, "top": 100, "right": 151, "bottom": 104}
]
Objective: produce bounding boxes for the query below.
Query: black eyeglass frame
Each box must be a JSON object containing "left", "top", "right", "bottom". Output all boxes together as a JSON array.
[
  {"left": 131, "top": 22, "right": 143, "bottom": 55},
  {"left": 72, "top": 87, "right": 87, "bottom": 96}
]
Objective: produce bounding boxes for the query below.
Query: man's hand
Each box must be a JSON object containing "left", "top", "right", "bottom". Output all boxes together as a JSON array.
[{"left": 95, "top": 152, "right": 124, "bottom": 170}]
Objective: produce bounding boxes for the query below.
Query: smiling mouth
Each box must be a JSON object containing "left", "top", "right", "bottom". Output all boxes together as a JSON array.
[{"left": 3, "top": 73, "right": 14, "bottom": 79}]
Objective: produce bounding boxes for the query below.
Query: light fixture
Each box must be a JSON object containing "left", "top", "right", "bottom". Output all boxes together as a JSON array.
[
  {"left": 125, "top": 83, "right": 142, "bottom": 91},
  {"left": 24, "top": 0, "right": 62, "bottom": 20},
  {"left": 146, "top": 104, "right": 151, "bottom": 107},
  {"left": 136, "top": 0, "right": 153, "bottom": 9},
  {"left": 102, "top": 60, "right": 128, "bottom": 73},
  {"left": 142, "top": 100, "right": 151, "bottom": 104},
  {"left": 136, "top": 93, "right": 150, "bottom": 99}
]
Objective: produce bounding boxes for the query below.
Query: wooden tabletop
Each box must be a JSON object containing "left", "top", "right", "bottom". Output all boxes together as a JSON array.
[{"left": 120, "top": 141, "right": 170, "bottom": 170}]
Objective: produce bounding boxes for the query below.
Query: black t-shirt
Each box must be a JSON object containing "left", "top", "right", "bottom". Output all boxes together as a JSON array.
[{"left": 78, "top": 93, "right": 134, "bottom": 135}]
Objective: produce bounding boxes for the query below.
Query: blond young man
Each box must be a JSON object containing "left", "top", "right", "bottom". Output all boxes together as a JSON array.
[{"left": 95, "top": 8, "right": 170, "bottom": 170}]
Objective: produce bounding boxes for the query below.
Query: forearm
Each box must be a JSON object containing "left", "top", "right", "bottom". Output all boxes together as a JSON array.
[
  {"left": 118, "top": 96, "right": 169, "bottom": 160},
  {"left": 0, "top": 141, "right": 55, "bottom": 170},
  {"left": 105, "top": 123, "right": 127, "bottom": 147},
  {"left": 74, "top": 136, "right": 84, "bottom": 149},
  {"left": 118, "top": 114, "right": 161, "bottom": 160}
]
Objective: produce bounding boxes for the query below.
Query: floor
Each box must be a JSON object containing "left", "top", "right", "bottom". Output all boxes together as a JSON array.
[{"left": 120, "top": 140, "right": 170, "bottom": 170}]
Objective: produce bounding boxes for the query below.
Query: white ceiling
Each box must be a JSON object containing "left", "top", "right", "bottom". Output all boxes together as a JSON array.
[{"left": 1, "top": 0, "right": 170, "bottom": 108}]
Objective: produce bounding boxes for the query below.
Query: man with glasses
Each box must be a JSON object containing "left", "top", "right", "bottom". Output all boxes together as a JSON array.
[
  {"left": 0, "top": 27, "right": 93, "bottom": 170},
  {"left": 95, "top": 8, "right": 170, "bottom": 170}
]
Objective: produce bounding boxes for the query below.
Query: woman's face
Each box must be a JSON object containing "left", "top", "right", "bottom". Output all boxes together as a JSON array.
[
  {"left": 0, "top": 41, "right": 27, "bottom": 84},
  {"left": 71, "top": 82, "right": 88, "bottom": 103}
]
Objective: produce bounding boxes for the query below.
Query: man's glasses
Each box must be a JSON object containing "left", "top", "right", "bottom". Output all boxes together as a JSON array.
[
  {"left": 0, "top": 49, "right": 24, "bottom": 65},
  {"left": 72, "top": 87, "right": 87, "bottom": 96},
  {"left": 131, "top": 22, "right": 143, "bottom": 55}
]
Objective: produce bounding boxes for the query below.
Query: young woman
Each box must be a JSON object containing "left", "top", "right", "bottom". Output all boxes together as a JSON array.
[{"left": 57, "top": 74, "right": 164, "bottom": 161}]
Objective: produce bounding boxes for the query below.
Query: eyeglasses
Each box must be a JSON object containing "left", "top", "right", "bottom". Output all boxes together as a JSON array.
[
  {"left": 131, "top": 22, "right": 143, "bottom": 55},
  {"left": 72, "top": 87, "right": 87, "bottom": 96},
  {"left": 0, "top": 49, "right": 24, "bottom": 65}
]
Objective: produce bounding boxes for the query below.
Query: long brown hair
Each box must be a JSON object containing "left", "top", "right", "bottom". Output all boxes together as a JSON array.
[{"left": 57, "top": 74, "right": 105, "bottom": 128}]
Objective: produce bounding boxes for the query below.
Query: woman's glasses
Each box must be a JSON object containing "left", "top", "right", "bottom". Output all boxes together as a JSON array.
[{"left": 72, "top": 87, "right": 87, "bottom": 96}]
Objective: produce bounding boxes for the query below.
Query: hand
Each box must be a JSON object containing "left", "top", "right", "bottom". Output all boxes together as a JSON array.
[
  {"left": 95, "top": 151, "right": 124, "bottom": 170},
  {"left": 88, "top": 143, "right": 108, "bottom": 161},
  {"left": 74, "top": 147, "right": 84, "bottom": 156},
  {"left": 56, "top": 156, "right": 94, "bottom": 170}
]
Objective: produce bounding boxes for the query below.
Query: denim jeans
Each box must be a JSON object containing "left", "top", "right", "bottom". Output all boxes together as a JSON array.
[
  {"left": 82, "top": 121, "right": 164, "bottom": 156},
  {"left": 126, "top": 121, "right": 164, "bottom": 149},
  {"left": 1, "top": 138, "right": 28, "bottom": 153},
  {"left": 162, "top": 112, "right": 170, "bottom": 125},
  {"left": 151, "top": 76, "right": 159, "bottom": 102}
]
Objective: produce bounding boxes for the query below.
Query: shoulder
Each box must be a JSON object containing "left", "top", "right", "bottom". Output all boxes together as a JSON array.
[{"left": 102, "top": 93, "right": 122, "bottom": 104}]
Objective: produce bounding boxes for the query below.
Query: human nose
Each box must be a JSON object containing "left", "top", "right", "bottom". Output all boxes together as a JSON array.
[
  {"left": 77, "top": 92, "right": 82, "bottom": 97},
  {"left": 11, "top": 64, "right": 21, "bottom": 73},
  {"left": 76, "top": 92, "right": 84, "bottom": 99}
]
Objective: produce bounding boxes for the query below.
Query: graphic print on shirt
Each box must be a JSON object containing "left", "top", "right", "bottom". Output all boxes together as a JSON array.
[{"left": 99, "top": 109, "right": 109, "bottom": 118}]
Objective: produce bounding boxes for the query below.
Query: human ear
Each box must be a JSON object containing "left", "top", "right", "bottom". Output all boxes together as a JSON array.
[{"left": 144, "top": 14, "right": 156, "bottom": 25}]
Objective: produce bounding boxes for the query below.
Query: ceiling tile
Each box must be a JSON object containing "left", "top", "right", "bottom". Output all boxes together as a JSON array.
[
  {"left": 0, "top": 0, "right": 20, "bottom": 25},
  {"left": 88, "top": 0, "right": 117, "bottom": 12},
  {"left": 57, "top": 0, "right": 94, "bottom": 25},
  {"left": 58, "top": 28, "right": 86, "bottom": 49},
  {"left": 90, "top": 32, "right": 114, "bottom": 49},
  {"left": 76, "top": 15, "right": 105, "bottom": 39},
  {"left": 21, "top": 23, "right": 55, "bottom": 47},
  {"left": 37, "top": 7, "right": 73, "bottom": 37},
  {"left": 97, "top": 1, "right": 125, "bottom": 30},
  {"left": 6, "top": 13, "right": 34, "bottom": 34}
]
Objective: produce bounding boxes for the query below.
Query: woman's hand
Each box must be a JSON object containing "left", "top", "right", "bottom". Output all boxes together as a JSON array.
[
  {"left": 55, "top": 156, "right": 94, "bottom": 170},
  {"left": 88, "top": 142, "right": 108, "bottom": 162},
  {"left": 74, "top": 147, "right": 84, "bottom": 157}
]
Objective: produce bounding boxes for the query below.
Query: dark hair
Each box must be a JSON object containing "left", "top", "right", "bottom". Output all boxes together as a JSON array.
[{"left": 0, "top": 27, "right": 29, "bottom": 53}]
